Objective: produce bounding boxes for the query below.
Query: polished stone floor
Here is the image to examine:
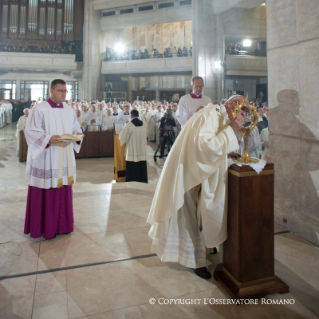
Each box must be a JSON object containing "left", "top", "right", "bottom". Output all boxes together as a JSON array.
[{"left": 0, "top": 123, "right": 318, "bottom": 319}]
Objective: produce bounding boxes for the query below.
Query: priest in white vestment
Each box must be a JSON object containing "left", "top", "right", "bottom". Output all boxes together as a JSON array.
[
  {"left": 141, "top": 105, "right": 153, "bottom": 139},
  {"left": 260, "top": 127, "right": 269, "bottom": 160},
  {"left": 119, "top": 110, "right": 148, "bottom": 183},
  {"left": 117, "top": 105, "right": 131, "bottom": 124},
  {"left": 16, "top": 108, "right": 29, "bottom": 154},
  {"left": 6, "top": 101, "right": 13, "bottom": 124},
  {"left": 24, "top": 79, "right": 83, "bottom": 240},
  {"left": 176, "top": 76, "right": 212, "bottom": 128},
  {"left": 147, "top": 95, "right": 246, "bottom": 279},
  {"left": 102, "top": 109, "right": 115, "bottom": 131}
]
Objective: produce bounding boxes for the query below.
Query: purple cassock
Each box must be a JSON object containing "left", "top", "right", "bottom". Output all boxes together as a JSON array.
[{"left": 24, "top": 98, "right": 75, "bottom": 240}]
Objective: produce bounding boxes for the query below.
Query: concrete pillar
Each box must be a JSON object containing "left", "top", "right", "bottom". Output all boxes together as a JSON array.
[
  {"left": 16, "top": 79, "right": 20, "bottom": 99},
  {"left": 266, "top": 0, "right": 319, "bottom": 246},
  {"left": 127, "top": 77, "right": 133, "bottom": 101},
  {"left": 155, "top": 90, "right": 160, "bottom": 101},
  {"left": 82, "top": 0, "right": 102, "bottom": 100},
  {"left": 192, "top": 0, "right": 224, "bottom": 100}
]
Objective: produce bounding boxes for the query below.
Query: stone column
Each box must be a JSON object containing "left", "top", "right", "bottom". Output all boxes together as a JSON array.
[
  {"left": 16, "top": 79, "right": 20, "bottom": 99},
  {"left": 155, "top": 90, "right": 160, "bottom": 101},
  {"left": 127, "top": 77, "right": 133, "bottom": 101},
  {"left": 192, "top": 0, "right": 224, "bottom": 100},
  {"left": 82, "top": 0, "right": 102, "bottom": 100},
  {"left": 266, "top": 0, "right": 319, "bottom": 246}
]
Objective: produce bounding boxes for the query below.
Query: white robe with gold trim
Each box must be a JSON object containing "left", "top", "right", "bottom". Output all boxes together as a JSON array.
[{"left": 147, "top": 104, "right": 239, "bottom": 268}]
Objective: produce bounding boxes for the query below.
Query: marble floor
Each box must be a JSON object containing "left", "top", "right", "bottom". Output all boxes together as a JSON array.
[{"left": 0, "top": 123, "right": 318, "bottom": 319}]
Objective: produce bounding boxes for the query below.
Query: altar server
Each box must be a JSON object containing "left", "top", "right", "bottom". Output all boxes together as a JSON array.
[
  {"left": 119, "top": 110, "right": 148, "bottom": 183},
  {"left": 147, "top": 95, "right": 245, "bottom": 279},
  {"left": 117, "top": 105, "right": 131, "bottom": 124},
  {"left": 16, "top": 108, "right": 29, "bottom": 154},
  {"left": 102, "top": 108, "right": 115, "bottom": 130},
  {"left": 176, "top": 76, "right": 212, "bottom": 128},
  {"left": 24, "top": 79, "right": 83, "bottom": 240}
]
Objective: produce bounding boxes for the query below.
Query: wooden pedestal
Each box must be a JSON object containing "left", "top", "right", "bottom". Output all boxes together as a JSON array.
[
  {"left": 214, "top": 163, "right": 289, "bottom": 299},
  {"left": 113, "top": 134, "right": 126, "bottom": 183}
]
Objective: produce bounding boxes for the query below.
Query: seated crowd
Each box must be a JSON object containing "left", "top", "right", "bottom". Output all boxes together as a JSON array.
[
  {"left": 104, "top": 45, "right": 192, "bottom": 61},
  {"left": 1, "top": 96, "right": 269, "bottom": 161},
  {"left": 0, "top": 42, "right": 75, "bottom": 54}
]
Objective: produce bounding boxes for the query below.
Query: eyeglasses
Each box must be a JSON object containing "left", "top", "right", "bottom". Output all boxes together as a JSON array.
[{"left": 53, "top": 89, "right": 68, "bottom": 93}]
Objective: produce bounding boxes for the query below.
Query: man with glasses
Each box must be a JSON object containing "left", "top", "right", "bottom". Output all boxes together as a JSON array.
[{"left": 24, "top": 79, "right": 83, "bottom": 240}]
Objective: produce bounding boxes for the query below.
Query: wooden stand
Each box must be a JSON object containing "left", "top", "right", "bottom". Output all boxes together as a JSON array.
[
  {"left": 113, "top": 134, "right": 126, "bottom": 183},
  {"left": 214, "top": 163, "right": 289, "bottom": 299},
  {"left": 19, "top": 131, "right": 28, "bottom": 162}
]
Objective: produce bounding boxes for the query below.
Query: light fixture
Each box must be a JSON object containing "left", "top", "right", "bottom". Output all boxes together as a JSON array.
[
  {"left": 114, "top": 42, "right": 125, "bottom": 54},
  {"left": 261, "top": 3, "right": 266, "bottom": 5},
  {"left": 243, "top": 39, "right": 252, "bottom": 47},
  {"left": 214, "top": 61, "right": 222, "bottom": 69}
]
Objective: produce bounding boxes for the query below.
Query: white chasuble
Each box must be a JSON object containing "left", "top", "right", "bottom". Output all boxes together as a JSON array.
[
  {"left": 25, "top": 101, "right": 82, "bottom": 189},
  {"left": 147, "top": 104, "right": 239, "bottom": 260}
]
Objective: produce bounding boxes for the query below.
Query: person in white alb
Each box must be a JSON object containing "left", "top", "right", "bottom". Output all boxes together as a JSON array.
[
  {"left": 117, "top": 105, "right": 131, "bottom": 124},
  {"left": 6, "top": 100, "right": 13, "bottom": 124},
  {"left": 102, "top": 108, "right": 115, "bottom": 130},
  {"left": 16, "top": 108, "right": 29, "bottom": 155},
  {"left": 119, "top": 110, "right": 148, "bottom": 183},
  {"left": 176, "top": 76, "right": 212, "bottom": 128},
  {"left": 260, "top": 127, "right": 269, "bottom": 160}
]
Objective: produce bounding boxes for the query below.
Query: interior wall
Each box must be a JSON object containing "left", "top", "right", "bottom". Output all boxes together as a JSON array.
[{"left": 266, "top": 0, "right": 319, "bottom": 246}]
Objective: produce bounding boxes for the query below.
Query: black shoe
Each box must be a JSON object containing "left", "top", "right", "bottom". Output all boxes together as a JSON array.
[
  {"left": 210, "top": 247, "right": 218, "bottom": 254},
  {"left": 192, "top": 267, "right": 211, "bottom": 279}
]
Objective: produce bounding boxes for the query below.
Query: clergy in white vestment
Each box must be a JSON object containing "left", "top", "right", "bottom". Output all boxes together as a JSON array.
[
  {"left": 148, "top": 105, "right": 156, "bottom": 142},
  {"left": 102, "top": 109, "right": 115, "bottom": 130},
  {"left": 86, "top": 104, "right": 102, "bottom": 127},
  {"left": 176, "top": 76, "right": 212, "bottom": 128},
  {"left": 119, "top": 110, "right": 148, "bottom": 183},
  {"left": 81, "top": 105, "right": 90, "bottom": 131},
  {"left": 112, "top": 106, "right": 119, "bottom": 124},
  {"left": 16, "top": 108, "right": 29, "bottom": 154},
  {"left": 260, "top": 127, "right": 269, "bottom": 160},
  {"left": 6, "top": 100, "right": 13, "bottom": 124},
  {"left": 141, "top": 105, "right": 152, "bottom": 139},
  {"left": 147, "top": 95, "right": 246, "bottom": 279},
  {"left": 0, "top": 101, "right": 6, "bottom": 127},
  {"left": 76, "top": 109, "right": 85, "bottom": 132},
  {"left": 153, "top": 106, "right": 164, "bottom": 144},
  {"left": 24, "top": 79, "right": 83, "bottom": 240},
  {"left": 117, "top": 105, "right": 131, "bottom": 124}
]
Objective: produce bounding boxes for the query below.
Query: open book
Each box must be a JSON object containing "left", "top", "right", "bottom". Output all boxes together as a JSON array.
[{"left": 58, "top": 133, "right": 84, "bottom": 143}]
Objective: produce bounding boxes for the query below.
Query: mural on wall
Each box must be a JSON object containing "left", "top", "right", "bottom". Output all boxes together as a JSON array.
[
  {"left": 132, "top": 75, "right": 192, "bottom": 90},
  {"left": 132, "top": 21, "right": 192, "bottom": 53}
]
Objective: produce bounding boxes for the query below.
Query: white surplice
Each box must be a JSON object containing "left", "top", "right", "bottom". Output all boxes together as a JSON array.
[
  {"left": 102, "top": 115, "right": 115, "bottom": 130},
  {"left": 6, "top": 103, "right": 13, "bottom": 124},
  {"left": 119, "top": 121, "right": 147, "bottom": 162},
  {"left": 16, "top": 114, "right": 28, "bottom": 150},
  {"left": 147, "top": 104, "right": 239, "bottom": 268},
  {"left": 176, "top": 94, "right": 212, "bottom": 128},
  {"left": 24, "top": 101, "right": 82, "bottom": 189}
]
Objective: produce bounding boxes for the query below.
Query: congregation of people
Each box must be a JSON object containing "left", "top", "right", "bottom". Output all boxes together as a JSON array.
[
  {"left": 1, "top": 94, "right": 269, "bottom": 161},
  {"left": 104, "top": 45, "right": 192, "bottom": 61},
  {"left": 0, "top": 42, "right": 75, "bottom": 54}
]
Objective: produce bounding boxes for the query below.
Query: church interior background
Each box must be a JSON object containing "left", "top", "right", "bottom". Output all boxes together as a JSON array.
[{"left": 0, "top": 0, "right": 318, "bottom": 318}]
